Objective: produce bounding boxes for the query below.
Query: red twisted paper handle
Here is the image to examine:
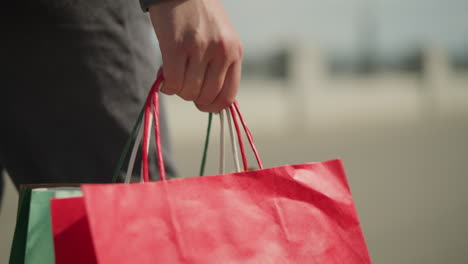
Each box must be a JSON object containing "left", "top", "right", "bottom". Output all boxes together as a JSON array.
[{"left": 142, "top": 69, "right": 263, "bottom": 182}]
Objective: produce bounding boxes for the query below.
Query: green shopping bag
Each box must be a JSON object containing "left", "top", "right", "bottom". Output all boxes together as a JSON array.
[
  {"left": 25, "top": 188, "right": 82, "bottom": 264},
  {"left": 9, "top": 187, "right": 32, "bottom": 264},
  {"left": 9, "top": 105, "right": 146, "bottom": 264},
  {"left": 9, "top": 185, "right": 81, "bottom": 264},
  {"left": 8, "top": 108, "right": 218, "bottom": 264},
  {"left": 8, "top": 93, "right": 215, "bottom": 263}
]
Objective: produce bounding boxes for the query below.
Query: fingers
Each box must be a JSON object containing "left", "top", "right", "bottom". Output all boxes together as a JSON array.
[
  {"left": 196, "top": 60, "right": 241, "bottom": 113},
  {"left": 178, "top": 52, "right": 207, "bottom": 101},
  {"left": 195, "top": 60, "right": 229, "bottom": 106},
  {"left": 160, "top": 40, "right": 242, "bottom": 113},
  {"left": 160, "top": 52, "right": 186, "bottom": 95},
  {"left": 149, "top": 0, "right": 243, "bottom": 112}
]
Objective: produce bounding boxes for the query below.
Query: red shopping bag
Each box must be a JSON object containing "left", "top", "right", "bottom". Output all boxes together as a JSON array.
[
  {"left": 51, "top": 73, "right": 371, "bottom": 263},
  {"left": 50, "top": 196, "right": 97, "bottom": 264},
  {"left": 81, "top": 159, "right": 370, "bottom": 263}
]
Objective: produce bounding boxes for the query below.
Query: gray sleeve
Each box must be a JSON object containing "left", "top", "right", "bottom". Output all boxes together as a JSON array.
[{"left": 139, "top": 0, "right": 159, "bottom": 12}]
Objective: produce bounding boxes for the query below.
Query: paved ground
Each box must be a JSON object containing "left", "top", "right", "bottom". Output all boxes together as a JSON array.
[{"left": 1, "top": 112, "right": 467, "bottom": 264}]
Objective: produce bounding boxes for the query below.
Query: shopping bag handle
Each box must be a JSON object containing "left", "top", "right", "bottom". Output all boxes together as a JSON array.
[
  {"left": 141, "top": 69, "right": 263, "bottom": 182},
  {"left": 228, "top": 105, "right": 249, "bottom": 171},
  {"left": 219, "top": 109, "right": 243, "bottom": 174},
  {"left": 141, "top": 71, "right": 165, "bottom": 182},
  {"left": 124, "top": 107, "right": 241, "bottom": 182},
  {"left": 111, "top": 105, "right": 144, "bottom": 183},
  {"left": 232, "top": 101, "right": 263, "bottom": 170},
  {"left": 224, "top": 108, "right": 242, "bottom": 172},
  {"left": 199, "top": 102, "right": 264, "bottom": 174}
]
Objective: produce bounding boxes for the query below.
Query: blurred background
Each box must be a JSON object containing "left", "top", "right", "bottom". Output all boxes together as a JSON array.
[{"left": 1, "top": 0, "right": 468, "bottom": 263}]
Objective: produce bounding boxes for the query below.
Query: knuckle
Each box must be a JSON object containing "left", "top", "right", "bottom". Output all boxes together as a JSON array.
[
  {"left": 218, "top": 97, "right": 235, "bottom": 109},
  {"left": 172, "top": 39, "right": 185, "bottom": 51},
  {"left": 182, "top": 33, "right": 208, "bottom": 54},
  {"left": 179, "top": 93, "right": 193, "bottom": 101},
  {"left": 163, "top": 68, "right": 176, "bottom": 80},
  {"left": 210, "top": 38, "right": 243, "bottom": 61},
  {"left": 192, "top": 76, "right": 204, "bottom": 87},
  {"left": 195, "top": 38, "right": 208, "bottom": 50},
  {"left": 237, "top": 42, "right": 244, "bottom": 59},
  {"left": 163, "top": 86, "right": 179, "bottom": 95},
  {"left": 180, "top": 41, "right": 194, "bottom": 55},
  {"left": 195, "top": 103, "right": 211, "bottom": 113},
  {"left": 178, "top": 90, "right": 198, "bottom": 101},
  {"left": 196, "top": 96, "right": 213, "bottom": 106},
  {"left": 163, "top": 68, "right": 180, "bottom": 82},
  {"left": 211, "top": 38, "right": 231, "bottom": 59},
  {"left": 161, "top": 76, "right": 181, "bottom": 94},
  {"left": 169, "top": 40, "right": 186, "bottom": 55}
]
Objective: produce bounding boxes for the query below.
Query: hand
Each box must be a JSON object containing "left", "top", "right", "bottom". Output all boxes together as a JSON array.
[{"left": 149, "top": 0, "right": 243, "bottom": 113}]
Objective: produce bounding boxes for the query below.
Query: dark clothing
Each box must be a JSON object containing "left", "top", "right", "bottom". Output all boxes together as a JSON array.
[
  {"left": 140, "top": 0, "right": 159, "bottom": 12},
  {"left": 0, "top": 0, "right": 176, "bottom": 188},
  {"left": 0, "top": 171, "right": 3, "bottom": 209}
]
